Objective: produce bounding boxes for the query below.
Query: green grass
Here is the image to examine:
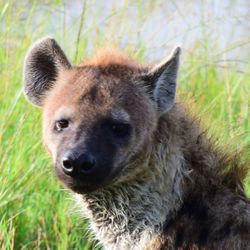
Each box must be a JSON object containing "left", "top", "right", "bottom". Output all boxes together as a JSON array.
[{"left": 0, "top": 1, "right": 249, "bottom": 249}]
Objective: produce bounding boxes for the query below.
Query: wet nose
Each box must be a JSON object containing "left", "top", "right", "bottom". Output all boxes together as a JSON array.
[{"left": 61, "top": 151, "right": 96, "bottom": 175}]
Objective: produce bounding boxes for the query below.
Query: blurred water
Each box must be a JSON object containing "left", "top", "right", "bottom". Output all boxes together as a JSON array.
[
  {"left": 55, "top": 0, "right": 250, "bottom": 62},
  {"left": 5, "top": 0, "right": 248, "bottom": 64}
]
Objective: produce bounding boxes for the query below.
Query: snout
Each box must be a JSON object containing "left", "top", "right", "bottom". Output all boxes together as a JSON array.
[
  {"left": 61, "top": 151, "right": 96, "bottom": 175},
  {"left": 56, "top": 149, "right": 117, "bottom": 193}
]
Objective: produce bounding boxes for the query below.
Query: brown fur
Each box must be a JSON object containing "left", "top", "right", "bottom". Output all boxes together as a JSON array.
[
  {"left": 80, "top": 47, "right": 138, "bottom": 67},
  {"left": 148, "top": 105, "right": 250, "bottom": 249},
  {"left": 23, "top": 38, "right": 250, "bottom": 250}
]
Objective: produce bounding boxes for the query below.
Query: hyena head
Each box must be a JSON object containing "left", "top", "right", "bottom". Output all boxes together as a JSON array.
[{"left": 23, "top": 38, "right": 180, "bottom": 194}]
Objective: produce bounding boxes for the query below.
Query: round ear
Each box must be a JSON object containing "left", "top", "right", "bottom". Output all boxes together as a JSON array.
[{"left": 23, "top": 37, "right": 72, "bottom": 106}]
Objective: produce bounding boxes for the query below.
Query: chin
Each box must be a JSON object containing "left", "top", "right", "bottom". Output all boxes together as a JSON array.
[{"left": 69, "top": 183, "right": 103, "bottom": 194}]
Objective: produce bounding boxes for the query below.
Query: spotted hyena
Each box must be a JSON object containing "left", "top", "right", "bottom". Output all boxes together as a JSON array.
[{"left": 23, "top": 38, "right": 250, "bottom": 250}]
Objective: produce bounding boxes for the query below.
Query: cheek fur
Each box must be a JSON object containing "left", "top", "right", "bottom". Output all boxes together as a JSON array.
[{"left": 42, "top": 119, "right": 58, "bottom": 162}]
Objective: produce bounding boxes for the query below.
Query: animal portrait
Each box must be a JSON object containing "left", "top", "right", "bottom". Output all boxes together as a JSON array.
[
  {"left": 1, "top": 1, "right": 249, "bottom": 249},
  {"left": 22, "top": 37, "right": 250, "bottom": 249}
]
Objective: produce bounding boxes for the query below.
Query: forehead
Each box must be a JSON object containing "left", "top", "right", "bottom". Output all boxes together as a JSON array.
[{"left": 43, "top": 66, "right": 145, "bottom": 118}]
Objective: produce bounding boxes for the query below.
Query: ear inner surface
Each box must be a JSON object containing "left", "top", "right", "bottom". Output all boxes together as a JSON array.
[
  {"left": 23, "top": 37, "right": 71, "bottom": 106},
  {"left": 146, "top": 46, "right": 181, "bottom": 114}
]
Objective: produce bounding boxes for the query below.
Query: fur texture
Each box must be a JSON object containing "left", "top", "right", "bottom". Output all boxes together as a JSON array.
[
  {"left": 75, "top": 104, "right": 250, "bottom": 250},
  {"left": 23, "top": 38, "right": 250, "bottom": 250}
]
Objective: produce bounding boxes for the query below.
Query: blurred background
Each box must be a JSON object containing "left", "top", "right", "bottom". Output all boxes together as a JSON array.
[{"left": 0, "top": 0, "right": 249, "bottom": 249}]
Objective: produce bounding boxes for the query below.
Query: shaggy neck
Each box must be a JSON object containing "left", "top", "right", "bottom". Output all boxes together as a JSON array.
[{"left": 76, "top": 139, "right": 185, "bottom": 250}]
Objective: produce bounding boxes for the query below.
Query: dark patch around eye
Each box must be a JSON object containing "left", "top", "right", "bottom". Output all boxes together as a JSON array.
[
  {"left": 54, "top": 119, "right": 69, "bottom": 132},
  {"left": 110, "top": 122, "right": 130, "bottom": 137}
]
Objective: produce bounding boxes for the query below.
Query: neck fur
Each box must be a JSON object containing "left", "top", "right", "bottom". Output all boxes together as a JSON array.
[{"left": 75, "top": 137, "right": 186, "bottom": 250}]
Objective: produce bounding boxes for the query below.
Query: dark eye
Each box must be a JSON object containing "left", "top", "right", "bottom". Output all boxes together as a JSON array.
[
  {"left": 54, "top": 119, "right": 69, "bottom": 132},
  {"left": 110, "top": 122, "right": 130, "bottom": 137}
]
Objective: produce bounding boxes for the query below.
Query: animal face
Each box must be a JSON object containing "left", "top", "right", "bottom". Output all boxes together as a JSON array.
[
  {"left": 42, "top": 67, "right": 158, "bottom": 193},
  {"left": 23, "top": 38, "right": 180, "bottom": 194}
]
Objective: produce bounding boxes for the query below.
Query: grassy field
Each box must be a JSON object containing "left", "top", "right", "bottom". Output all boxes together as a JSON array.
[{"left": 0, "top": 1, "right": 249, "bottom": 249}]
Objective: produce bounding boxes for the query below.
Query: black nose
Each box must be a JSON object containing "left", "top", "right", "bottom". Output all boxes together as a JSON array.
[{"left": 61, "top": 151, "right": 96, "bottom": 175}]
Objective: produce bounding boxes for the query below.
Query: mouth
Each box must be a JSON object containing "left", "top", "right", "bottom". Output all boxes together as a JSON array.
[{"left": 54, "top": 162, "right": 125, "bottom": 194}]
